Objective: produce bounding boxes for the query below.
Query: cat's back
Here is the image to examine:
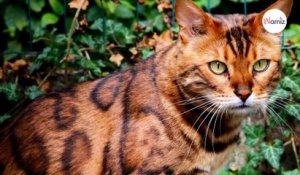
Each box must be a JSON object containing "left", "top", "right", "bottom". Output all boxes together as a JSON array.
[{"left": 0, "top": 69, "right": 132, "bottom": 175}]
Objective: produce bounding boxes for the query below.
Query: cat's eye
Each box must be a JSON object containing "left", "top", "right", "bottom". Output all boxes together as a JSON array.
[
  {"left": 209, "top": 61, "right": 227, "bottom": 75},
  {"left": 253, "top": 59, "right": 270, "bottom": 72}
]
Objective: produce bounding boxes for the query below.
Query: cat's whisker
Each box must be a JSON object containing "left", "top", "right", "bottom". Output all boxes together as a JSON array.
[
  {"left": 210, "top": 106, "right": 224, "bottom": 153},
  {"left": 265, "top": 104, "right": 295, "bottom": 135},
  {"left": 269, "top": 94, "right": 297, "bottom": 103},
  {"left": 181, "top": 104, "right": 219, "bottom": 169},
  {"left": 176, "top": 97, "right": 208, "bottom": 105},
  {"left": 204, "top": 106, "right": 221, "bottom": 153}
]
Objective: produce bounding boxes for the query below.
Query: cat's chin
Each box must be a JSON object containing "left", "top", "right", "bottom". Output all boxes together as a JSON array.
[{"left": 228, "top": 105, "right": 259, "bottom": 116}]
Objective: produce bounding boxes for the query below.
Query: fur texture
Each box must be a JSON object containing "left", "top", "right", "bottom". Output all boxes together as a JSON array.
[{"left": 0, "top": 0, "right": 293, "bottom": 174}]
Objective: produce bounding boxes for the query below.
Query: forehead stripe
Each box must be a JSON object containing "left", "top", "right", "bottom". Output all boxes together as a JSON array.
[
  {"left": 243, "top": 30, "right": 251, "bottom": 57},
  {"left": 226, "top": 32, "right": 238, "bottom": 57},
  {"left": 230, "top": 27, "right": 244, "bottom": 56}
]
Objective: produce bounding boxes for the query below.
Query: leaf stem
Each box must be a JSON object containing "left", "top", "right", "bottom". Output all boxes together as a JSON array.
[
  {"left": 38, "top": 0, "right": 87, "bottom": 88},
  {"left": 291, "top": 135, "right": 300, "bottom": 169}
]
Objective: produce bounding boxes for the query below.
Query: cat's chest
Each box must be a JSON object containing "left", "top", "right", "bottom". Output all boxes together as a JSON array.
[{"left": 188, "top": 144, "right": 236, "bottom": 174}]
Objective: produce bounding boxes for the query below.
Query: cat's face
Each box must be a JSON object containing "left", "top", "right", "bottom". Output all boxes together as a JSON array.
[{"left": 175, "top": 0, "right": 293, "bottom": 115}]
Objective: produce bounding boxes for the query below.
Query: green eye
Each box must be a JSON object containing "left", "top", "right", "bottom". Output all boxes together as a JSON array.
[
  {"left": 253, "top": 59, "right": 270, "bottom": 72},
  {"left": 209, "top": 61, "right": 227, "bottom": 75}
]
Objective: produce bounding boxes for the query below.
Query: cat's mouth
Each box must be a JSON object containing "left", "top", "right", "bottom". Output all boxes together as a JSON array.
[
  {"left": 234, "top": 104, "right": 250, "bottom": 109},
  {"left": 231, "top": 104, "right": 252, "bottom": 111}
]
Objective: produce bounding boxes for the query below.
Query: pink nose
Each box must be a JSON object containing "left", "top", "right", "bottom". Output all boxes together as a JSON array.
[{"left": 234, "top": 89, "right": 252, "bottom": 103}]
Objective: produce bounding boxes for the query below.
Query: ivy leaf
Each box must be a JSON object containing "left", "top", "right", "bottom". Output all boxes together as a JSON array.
[
  {"left": 0, "top": 114, "right": 11, "bottom": 124},
  {"left": 49, "top": 0, "right": 64, "bottom": 15},
  {"left": 194, "top": 0, "right": 221, "bottom": 10},
  {"left": 41, "top": 13, "right": 59, "bottom": 27},
  {"left": 141, "top": 48, "right": 155, "bottom": 60},
  {"left": 25, "top": 85, "right": 44, "bottom": 100},
  {"left": 243, "top": 124, "right": 266, "bottom": 147},
  {"left": 283, "top": 169, "right": 300, "bottom": 175},
  {"left": 153, "top": 15, "right": 164, "bottom": 32},
  {"left": 0, "top": 83, "right": 19, "bottom": 102},
  {"left": 4, "top": 5, "right": 27, "bottom": 36},
  {"left": 280, "top": 76, "right": 300, "bottom": 92},
  {"left": 29, "top": 0, "right": 46, "bottom": 12},
  {"left": 114, "top": 4, "right": 134, "bottom": 19},
  {"left": 285, "top": 104, "right": 300, "bottom": 120},
  {"left": 246, "top": 150, "right": 264, "bottom": 167},
  {"left": 260, "top": 139, "right": 284, "bottom": 169},
  {"left": 238, "top": 164, "right": 261, "bottom": 175}
]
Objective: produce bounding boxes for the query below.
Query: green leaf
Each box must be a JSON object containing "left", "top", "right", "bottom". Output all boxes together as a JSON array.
[
  {"left": 260, "top": 139, "right": 284, "bottom": 169},
  {"left": 283, "top": 169, "right": 300, "bottom": 175},
  {"left": 87, "top": 6, "right": 102, "bottom": 22},
  {"left": 238, "top": 164, "right": 261, "bottom": 175},
  {"left": 269, "top": 88, "right": 290, "bottom": 104},
  {"left": 195, "top": 0, "right": 221, "bottom": 9},
  {"left": 0, "top": 83, "right": 19, "bottom": 102},
  {"left": 49, "top": 0, "right": 64, "bottom": 15},
  {"left": 4, "top": 5, "right": 27, "bottom": 35},
  {"left": 25, "top": 85, "right": 44, "bottom": 100},
  {"left": 153, "top": 15, "right": 164, "bottom": 32},
  {"left": 283, "top": 129, "right": 291, "bottom": 138},
  {"left": 285, "top": 104, "right": 300, "bottom": 120},
  {"left": 141, "top": 48, "right": 155, "bottom": 60},
  {"left": 229, "top": 0, "right": 258, "bottom": 3},
  {"left": 4, "top": 40, "right": 22, "bottom": 61},
  {"left": 243, "top": 124, "right": 266, "bottom": 147},
  {"left": 41, "top": 13, "right": 59, "bottom": 27},
  {"left": 114, "top": 4, "right": 134, "bottom": 19},
  {"left": 120, "top": 0, "right": 135, "bottom": 11},
  {"left": 29, "top": 0, "right": 46, "bottom": 12},
  {"left": 280, "top": 76, "right": 300, "bottom": 92},
  {"left": 0, "top": 114, "right": 11, "bottom": 124},
  {"left": 246, "top": 150, "right": 264, "bottom": 167}
]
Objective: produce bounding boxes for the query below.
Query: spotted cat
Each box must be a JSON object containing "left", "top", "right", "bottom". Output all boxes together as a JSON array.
[{"left": 0, "top": 0, "right": 293, "bottom": 174}]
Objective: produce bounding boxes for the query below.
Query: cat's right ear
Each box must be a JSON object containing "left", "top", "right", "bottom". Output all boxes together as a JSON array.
[{"left": 175, "top": 0, "right": 218, "bottom": 44}]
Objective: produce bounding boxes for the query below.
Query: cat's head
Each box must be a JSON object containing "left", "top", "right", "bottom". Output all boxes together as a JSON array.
[{"left": 174, "top": 0, "right": 293, "bottom": 115}]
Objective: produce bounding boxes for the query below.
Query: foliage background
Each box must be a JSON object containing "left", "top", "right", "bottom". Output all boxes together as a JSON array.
[{"left": 0, "top": 0, "right": 300, "bottom": 174}]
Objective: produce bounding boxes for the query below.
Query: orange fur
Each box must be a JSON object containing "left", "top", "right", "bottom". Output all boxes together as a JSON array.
[{"left": 0, "top": 0, "right": 293, "bottom": 174}]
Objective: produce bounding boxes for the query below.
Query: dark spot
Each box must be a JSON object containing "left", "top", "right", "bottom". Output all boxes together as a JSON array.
[
  {"left": 138, "top": 107, "right": 173, "bottom": 140},
  {"left": 201, "top": 134, "right": 239, "bottom": 153},
  {"left": 91, "top": 73, "right": 123, "bottom": 111},
  {"left": 189, "top": 168, "right": 210, "bottom": 175},
  {"left": 52, "top": 93, "right": 78, "bottom": 130},
  {"left": 146, "top": 127, "right": 160, "bottom": 137},
  {"left": 149, "top": 147, "right": 164, "bottom": 157},
  {"left": 62, "top": 131, "right": 92, "bottom": 175},
  {"left": 10, "top": 127, "right": 49, "bottom": 175}
]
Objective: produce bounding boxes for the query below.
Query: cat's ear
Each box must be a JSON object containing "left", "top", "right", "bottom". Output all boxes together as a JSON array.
[
  {"left": 251, "top": 0, "right": 293, "bottom": 31},
  {"left": 175, "top": 0, "right": 220, "bottom": 44}
]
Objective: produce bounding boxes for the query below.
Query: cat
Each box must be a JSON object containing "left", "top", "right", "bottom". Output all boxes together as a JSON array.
[{"left": 0, "top": 0, "right": 293, "bottom": 174}]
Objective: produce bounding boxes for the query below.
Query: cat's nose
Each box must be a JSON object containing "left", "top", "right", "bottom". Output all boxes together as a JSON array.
[{"left": 234, "top": 88, "right": 252, "bottom": 103}]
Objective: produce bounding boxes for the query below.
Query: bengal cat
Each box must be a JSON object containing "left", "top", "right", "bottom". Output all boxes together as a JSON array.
[{"left": 0, "top": 0, "right": 293, "bottom": 174}]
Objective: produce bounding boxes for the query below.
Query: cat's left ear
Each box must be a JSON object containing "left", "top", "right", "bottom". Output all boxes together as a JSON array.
[
  {"left": 175, "top": 0, "right": 221, "bottom": 44},
  {"left": 251, "top": 0, "right": 293, "bottom": 32}
]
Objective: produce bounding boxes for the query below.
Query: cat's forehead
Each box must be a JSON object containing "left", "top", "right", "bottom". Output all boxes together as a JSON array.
[{"left": 212, "top": 14, "right": 254, "bottom": 29}]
